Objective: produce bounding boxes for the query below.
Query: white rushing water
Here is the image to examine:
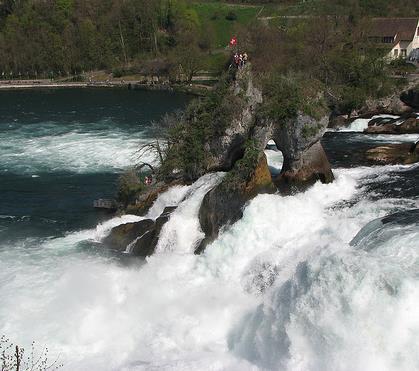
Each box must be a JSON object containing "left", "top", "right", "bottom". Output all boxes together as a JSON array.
[
  {"left": 0, "top": 119, "right": 156, "bottom": 174},
  {"left": 265, "top": 140, "right": 284, "bottom": 175},
  {"left": 331, "top": 114, "right": 400, "bottom": 132},
  {"left": 1, "top": 163, "right": 418, "bottom": 371}
]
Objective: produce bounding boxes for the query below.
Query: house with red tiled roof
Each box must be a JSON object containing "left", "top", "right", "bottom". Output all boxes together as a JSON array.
[{"left": 369, "top": 18, "right": 419, "bottom": 59}]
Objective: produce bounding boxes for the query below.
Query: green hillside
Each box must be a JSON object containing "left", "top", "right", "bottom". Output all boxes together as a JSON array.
[
  {"left": 191, "top": 2, "right": 262, "bottom": 48},
  {"left": 0, "top": 0, "right": 417, "bottom": 78}
]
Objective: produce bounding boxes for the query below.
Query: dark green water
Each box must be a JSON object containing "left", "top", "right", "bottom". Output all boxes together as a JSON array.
[{"left": 0, "top": 88, "right": 190, "bottom": 241}]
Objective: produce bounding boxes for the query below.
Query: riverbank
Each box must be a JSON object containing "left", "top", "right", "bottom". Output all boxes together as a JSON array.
[{"left": 0, "top": 79, "right": 213, "bottom": 96}]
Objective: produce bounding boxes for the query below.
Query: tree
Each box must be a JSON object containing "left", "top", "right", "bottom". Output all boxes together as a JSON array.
[
  {"left": 0, "top": 335, "right": 62, "bottom": 371},
  {"left": 172, "top": 33, "right": 202, "bottom": 82}
]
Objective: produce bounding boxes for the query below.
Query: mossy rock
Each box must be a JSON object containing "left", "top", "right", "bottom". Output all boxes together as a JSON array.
[
  {"left": 124, "top": 181, "right": 183, "bottom": 216},
  {"left": 197, "top": 153, "right": 275, "bottom": 253}
]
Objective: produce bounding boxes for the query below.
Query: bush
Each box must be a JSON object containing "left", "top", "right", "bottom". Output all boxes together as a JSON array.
[
  {"left": 112, "top": 68, "right": 124, "bottom": 78},
  {"left": 210, "top": 11, "right": 222, "bottom": 20},
  {"left": 222, "top": 139, "right": 260, "bottom": 190},
  {"left": 117, "top": 169, "right": 145, "bottom": 206},
  {"left": 333, "top": 85, "right": 366, "bottom": 115},
  {"left": 225, "top": 11, "right": 237, "bottom": 21},
  {"left": 389, "top": 58, "right": 416, "bottom": 76},
  {"left": 260, "top": 72, "right": 327, "bottom": 122},
  {"left": 159, "top": 69, "right": 243, "bottom": 181},
  {"left": 0, "top": 335, "right": 62, "bottom": 370},
  {"left": 260, "top": 73, "right": 303, "bottom": 121}
]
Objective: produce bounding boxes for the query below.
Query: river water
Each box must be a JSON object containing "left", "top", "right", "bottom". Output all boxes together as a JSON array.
[{"left": 0, "top": 89, "right": 418, "bottom": 371}]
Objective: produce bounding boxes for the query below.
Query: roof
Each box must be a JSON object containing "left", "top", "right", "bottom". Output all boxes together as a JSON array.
[{"left": 369, "top": 18, "right": 418, "bottom": 43}]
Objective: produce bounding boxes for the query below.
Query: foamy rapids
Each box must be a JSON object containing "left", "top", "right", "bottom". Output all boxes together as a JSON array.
[{"left": 1, "top": 161, "right": 418, "bottom": 371}]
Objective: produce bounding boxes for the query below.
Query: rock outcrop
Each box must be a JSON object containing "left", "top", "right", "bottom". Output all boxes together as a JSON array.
[
  {"left": 103, "top": 207, "right": 176, "bottom": 256},
  {"left": 400, "top": 87, "right": 419, "bottom": 109},
  {"left": 197, "top": 152, "right": 275, "bottom": 253},
  {"left": 189, "top": 67, "right": 334, "bottom": 249},
  {"left": 112, "top": 64, "right": 335, "bottom": 256},
  {"left": 364, "top": 114, "right": 419, "bottom": 134},
  {"left": 103, "top": 219, "right": 154, "bottom": 251},
  {"left": 366, "top": 142, "right": 418, "bottom": 165},
  {"left": 268, "top": 113, "right": 334, "bottom": 188},
  {"left": 194, "top": 66, "right": 335, "bottom": 249},
  {"left": 204, "top": 66, "right": 263, "bottom": 171},
  {"left": 124, "top": 181, "right": 182, "bottom": 216}
]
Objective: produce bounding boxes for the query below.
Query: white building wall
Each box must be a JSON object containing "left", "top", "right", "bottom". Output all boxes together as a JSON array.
[
  {"left": 400, "top": 40, "right": 411, "bottom": 57},
  {"left": 411, "top": 20, "right": 419, "bottom": 49},
  {"left": 389, "top": 42, "right": 400, "bottom": 59}
]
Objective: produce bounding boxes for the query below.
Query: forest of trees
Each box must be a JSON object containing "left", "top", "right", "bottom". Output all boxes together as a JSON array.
[
  {"left": 0, "top": 0, "right": 416, "bottom": 79},
  {"left": 0, "top": 0, "right": 212, "bottom": 78}
]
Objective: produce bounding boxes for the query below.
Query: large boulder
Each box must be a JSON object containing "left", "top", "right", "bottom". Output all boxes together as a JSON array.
[
  {"left": 197, "top": 152, "right": 275, "bottom": 253},
  {"left": 399, "top": 117, "right": 419, "bottom": 134},
  {"left": 364, "top": 115, "right": 419, "bottom": 134},
  {"left": 266, "top": 113, "right": 334, "bottom": 188},
  {"left": 130, "top": 207, "right": 175, "bottom": 256},
  {"left": 400, "top": 88, "right": 419, "bottom": 109},
  {"left": 102, "top": 219, "right": 154, "bottom": 252},
  {"left": 366, "top": 142, "right": 418, "bottom": 165},
  {"left": 275, "top": 141, "right": 334, "bottom": 189},
  {"left": 103, "top": 207, "right": 177, "bottom": 256}
]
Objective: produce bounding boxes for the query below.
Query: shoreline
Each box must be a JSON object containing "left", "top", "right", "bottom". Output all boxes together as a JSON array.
[{"left": 0, "top": 79, "right": 213, "bottom": 95}]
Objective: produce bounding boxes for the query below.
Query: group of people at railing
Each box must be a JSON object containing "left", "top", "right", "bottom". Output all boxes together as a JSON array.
[{"left": 232, "top": 52, "right": 248, "bottom": 69}]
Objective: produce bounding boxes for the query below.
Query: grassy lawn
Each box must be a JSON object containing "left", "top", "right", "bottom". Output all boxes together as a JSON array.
[
  {"left": 191, "top": 2, "right": 263, "bottom": 48},
  {"left": 201, "top": 52, "right": 230, "bottom": 73}
]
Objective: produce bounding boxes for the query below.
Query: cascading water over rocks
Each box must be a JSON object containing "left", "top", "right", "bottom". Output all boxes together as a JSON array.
[{"left": 107, "top": 64, "right": 334, "bottom": 255}]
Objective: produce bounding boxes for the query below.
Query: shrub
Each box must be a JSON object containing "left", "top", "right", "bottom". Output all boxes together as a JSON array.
[
  {"left": 389, "top": 58, "right": 416, "bottom": 76},
  {"left": 222, "top": 139, "right": 260, "bottom": 190},
  {"left": 117, "top": 169, "right": 145, "bottom": 206},
  {"left": 260, "top": 72, "right": 327, "bottom": 122},
  {"left": 260, "top": 73, "right": 303, "bottom": 121},
  {"left": 0, "top": 335, "right": 62, "bottom": 370},
  {"left": 158, "top": 69, "right": 243, "bottom": 181},
  {"left": 112, "top": 68, "right": 124, "bottom": 78},
  {"left": 338, "top": 85, "right": 367, "bottom": 114},
  {"left": 225, "top": 11, "right": 237, "bottom": 21},
  {"left": 210, "top": 11, "right": 222, "bottom": 20}
]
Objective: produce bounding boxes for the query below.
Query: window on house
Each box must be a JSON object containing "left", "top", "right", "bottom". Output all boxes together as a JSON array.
[
  {"left": 401, "top": 49, "right": 407, "bottom": 57},
  {"left": 394, "top": 49, "right": 399, "bottom": 57},
  {"left": 383, "top": 36, "right": 394, "bottom": 43}
]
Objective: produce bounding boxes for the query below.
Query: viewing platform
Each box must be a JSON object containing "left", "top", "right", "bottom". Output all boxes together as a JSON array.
[{"left": 93, "top": 199, "right": 118, "bottom": 211}]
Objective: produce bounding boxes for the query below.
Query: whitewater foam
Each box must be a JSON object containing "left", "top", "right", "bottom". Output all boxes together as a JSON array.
[
  {"left": 0, "top": 120, "right": 156, "bottom": 174},
  {"left": 0, "top": 164, "right": 418, "bottom": 370},
  {"left": 331, "top": 114, "right": 400, "bottom": 132},
  {"left": 265, "top": 149, "right": 284, "bottom": 175},
  {"left": 155, "top": 172, "right": 224, "bottom": 254}
]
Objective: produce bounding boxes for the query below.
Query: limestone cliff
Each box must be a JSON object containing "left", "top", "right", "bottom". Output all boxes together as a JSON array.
[{"left": 193, "top": 65, "right": 334, "bottom": 249}]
